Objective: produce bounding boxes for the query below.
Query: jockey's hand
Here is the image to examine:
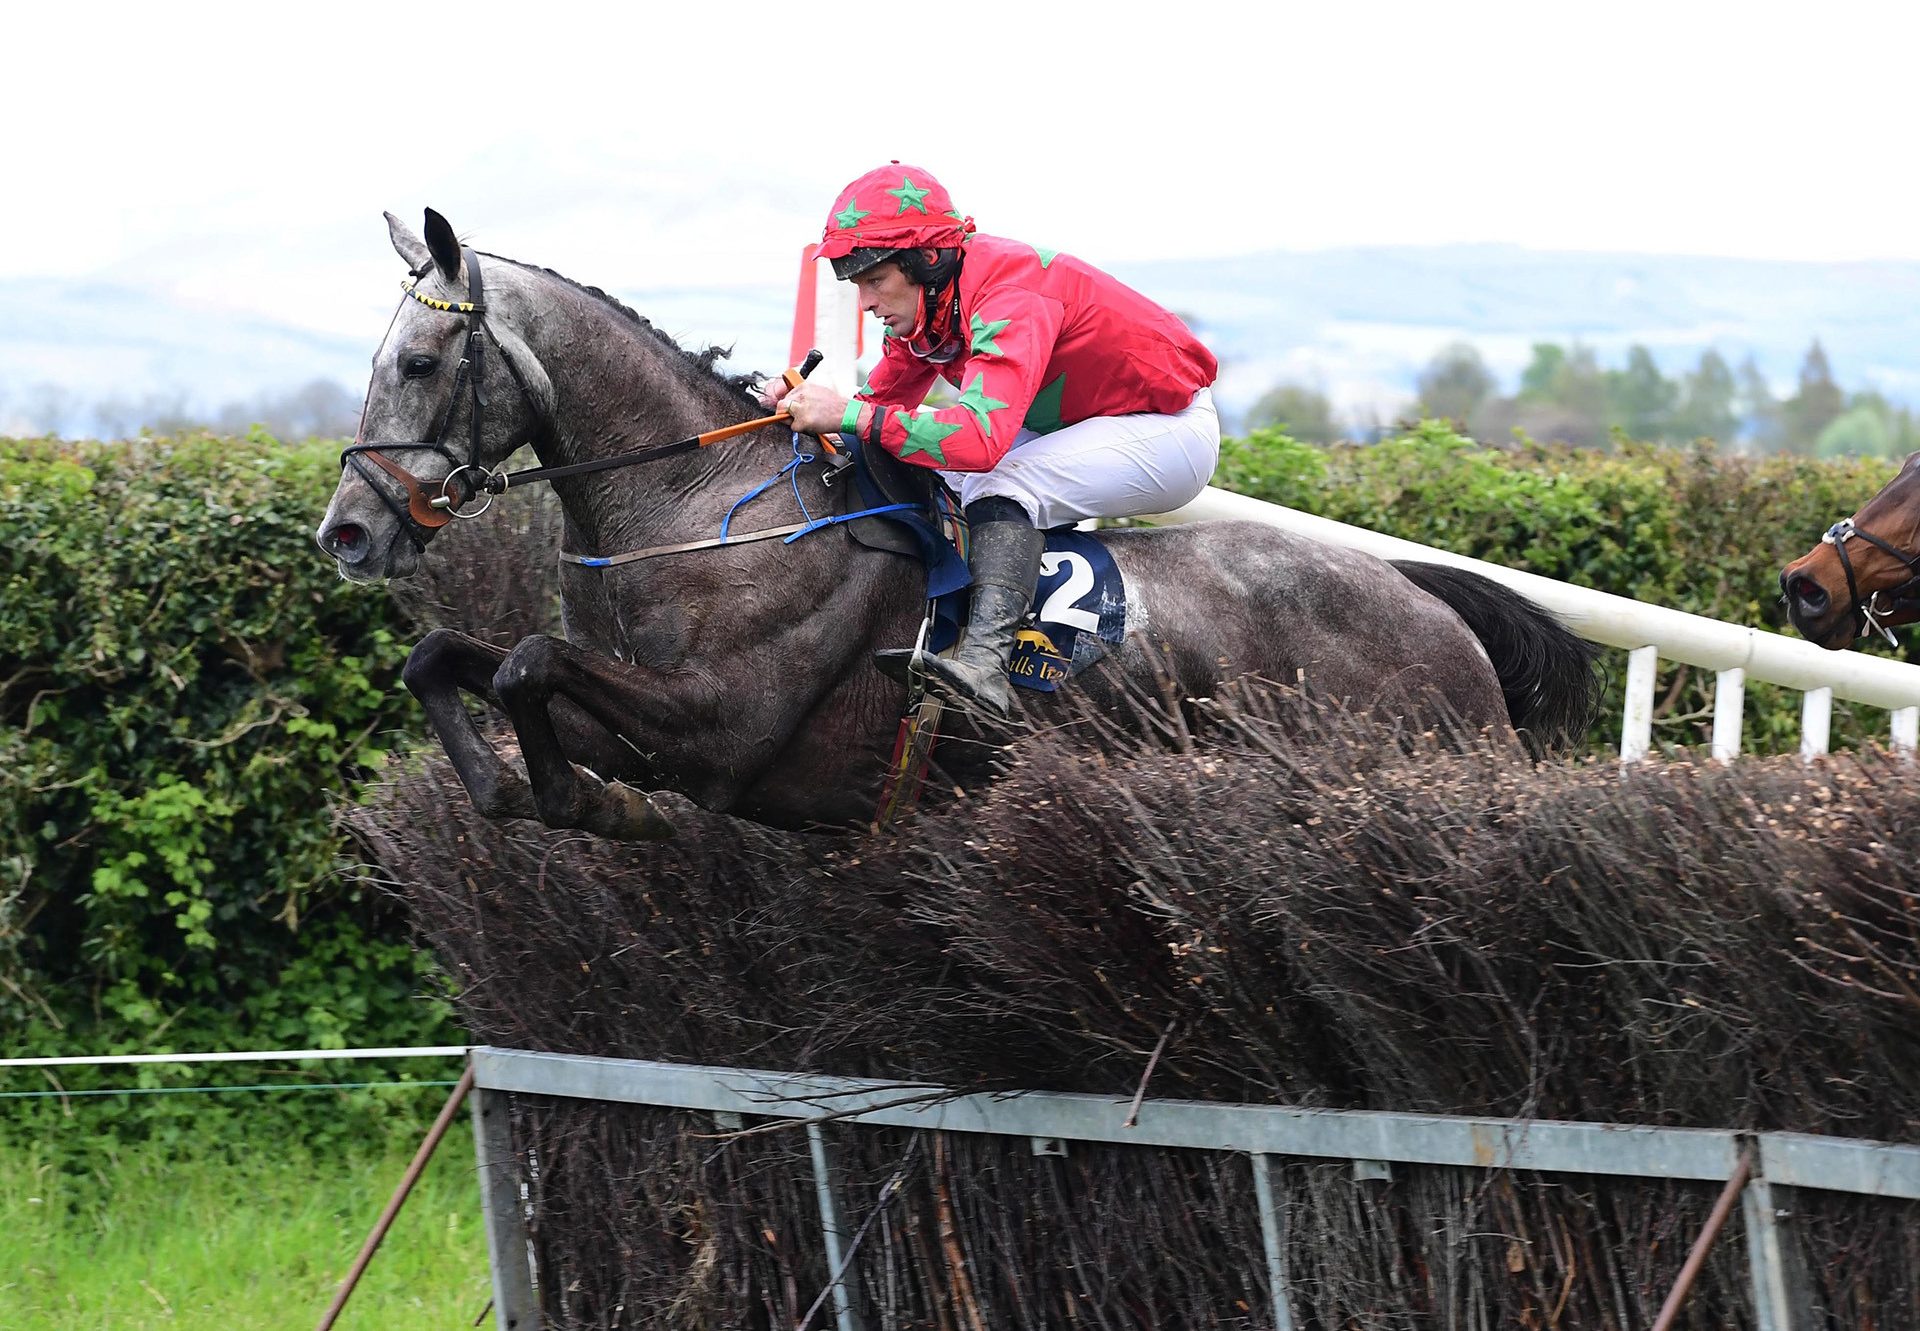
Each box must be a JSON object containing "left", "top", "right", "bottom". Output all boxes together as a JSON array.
[
  {"left": 782, "top": 382, "right": 851, "bottom": 436},
  {"left": 752, "top": 376, "right": 794, "bottom": 409}
]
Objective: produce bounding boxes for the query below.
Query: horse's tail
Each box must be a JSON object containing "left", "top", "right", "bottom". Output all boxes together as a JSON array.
[{"left": 1392, "top": 560, "right": 1605, "bottom": 753}]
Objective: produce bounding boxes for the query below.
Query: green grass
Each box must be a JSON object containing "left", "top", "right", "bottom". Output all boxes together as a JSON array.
[{"left": 0, "top": 1110, "right": 491, "bottom": 1329}]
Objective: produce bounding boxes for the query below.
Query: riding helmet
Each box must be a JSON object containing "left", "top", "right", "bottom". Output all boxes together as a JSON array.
[{"left": 820, "top": 163, "right": 974, "bottom": 281}]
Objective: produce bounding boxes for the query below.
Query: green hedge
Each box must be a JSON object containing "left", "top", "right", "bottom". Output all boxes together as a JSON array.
[
  {"left": 0, "top": 432, "right": 455, "bottom": 1151},
  {"left": 1216, "top": 421, "right": 1913, "bottom": 753}
]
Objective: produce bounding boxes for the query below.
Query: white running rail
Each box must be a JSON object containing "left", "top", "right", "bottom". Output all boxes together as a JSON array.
[{"left": 1149, "top": 486, "right": 1920, "bottom": 762}]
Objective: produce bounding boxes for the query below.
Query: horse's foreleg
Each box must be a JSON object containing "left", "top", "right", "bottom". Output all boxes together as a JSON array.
[
  {"left": 401, "top": 628, "right": 541, "bottom": 822},
  {"left": 491, "top": 634, "right": 678, "bottom": 841}
]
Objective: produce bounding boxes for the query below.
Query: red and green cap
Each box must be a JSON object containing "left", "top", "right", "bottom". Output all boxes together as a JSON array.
[{"left": 819, "top": 163, "right": 975, "bottom": 279}]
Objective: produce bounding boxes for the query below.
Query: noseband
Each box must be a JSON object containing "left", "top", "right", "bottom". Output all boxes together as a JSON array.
[
  {"left": 338, "top": 248, "right": 542, "bottom": 551},
  {"left": 1820, "top": 517, "right": 1920, "bottom": 644}
]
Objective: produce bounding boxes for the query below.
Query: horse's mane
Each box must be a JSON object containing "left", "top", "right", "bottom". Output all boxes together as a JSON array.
[{"left": 491, "top": 253, "right": 763, "bottom": 406}]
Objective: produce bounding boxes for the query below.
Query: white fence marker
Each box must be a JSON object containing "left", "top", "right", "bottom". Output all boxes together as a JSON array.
[
  {"left": 1622, "top": 645, "right": 1658, "bottom": 763},
  {"left": 1801, "top": 688, "right": 1833, "bottom": 760},
  {"left": 1893, "top": 707, "right": 1918, "bottom": 760},
  {"left": 1711, "top": 668, "right": 1747, "bottom": 765}
]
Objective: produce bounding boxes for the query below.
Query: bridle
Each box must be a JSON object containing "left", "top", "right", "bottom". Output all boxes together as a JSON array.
[
  {"left": 334, "top": 256, "right": 882, "bottom": 568},
  {"left": 1819, "top": 516, "right": 1920, "bottom": 645},
  {"left": 338, "top": 247, "right": 544, "bottom": 551}
]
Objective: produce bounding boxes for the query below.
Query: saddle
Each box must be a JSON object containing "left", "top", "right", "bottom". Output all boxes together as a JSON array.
[
  {"left": 837, "top": 436, "right": 1127, "bottom": 693},
  {"left": 835, "top": 435, "right": 969, "bottom": 598}
]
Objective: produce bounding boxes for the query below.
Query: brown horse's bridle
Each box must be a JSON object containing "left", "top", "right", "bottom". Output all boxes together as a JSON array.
[
  {"left": 1820, "top": 516, "right": 1920, "bottom": 644},
  {"left": 338, "top": 247, "right": 544, "bottom": 551}
]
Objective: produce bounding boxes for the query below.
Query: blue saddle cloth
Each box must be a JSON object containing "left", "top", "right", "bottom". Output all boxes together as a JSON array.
[{"left": 991, "top": 529, "right": 1129, "bottom": 693}]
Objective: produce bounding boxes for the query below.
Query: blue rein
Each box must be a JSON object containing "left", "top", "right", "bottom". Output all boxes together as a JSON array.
[
  {"left": 561, "top": 431, "right": 921, "bottom": 571},
  {"left": 725, "top": 432, "right": 915, "bottom": 546}
]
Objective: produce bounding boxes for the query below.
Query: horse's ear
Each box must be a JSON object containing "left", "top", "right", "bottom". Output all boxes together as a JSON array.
[
  {"left": 422, "top": 208, "right": 463, "bottom": 281},
  {"left": 386, "top": 211, "right": 431, "bottom": 272}
]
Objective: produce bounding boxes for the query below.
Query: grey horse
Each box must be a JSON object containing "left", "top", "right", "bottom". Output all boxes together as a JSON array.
[{"left": 316, "top": 210, "right": 1599, "bottom": 839}]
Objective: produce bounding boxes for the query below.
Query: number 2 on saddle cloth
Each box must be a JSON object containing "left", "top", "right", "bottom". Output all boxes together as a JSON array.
[
  {"left": 836, "top": 435, "right": 1129, "bottom": 693},
  {"left": 927, "top": 528, "right": 1127, "bottom": 692}
]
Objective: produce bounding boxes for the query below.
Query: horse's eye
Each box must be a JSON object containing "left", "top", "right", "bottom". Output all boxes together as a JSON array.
[{"left": 403, "top": 354, "right": 438, "bottom": 379}]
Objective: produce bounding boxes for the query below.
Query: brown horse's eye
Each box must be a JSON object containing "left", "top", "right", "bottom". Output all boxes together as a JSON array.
[{"left": 403, "top": 354, "right": 438, "bottom": 379}]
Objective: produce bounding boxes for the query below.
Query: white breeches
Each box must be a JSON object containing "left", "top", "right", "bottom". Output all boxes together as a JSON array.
[{"left": 941, "top": 388, "right": 1219, "bottom": 530}]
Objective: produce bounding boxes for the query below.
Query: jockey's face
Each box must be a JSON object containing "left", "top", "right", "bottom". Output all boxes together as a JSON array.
[{"left": 853, "top": 251, "right": 936, "bottom": 337}]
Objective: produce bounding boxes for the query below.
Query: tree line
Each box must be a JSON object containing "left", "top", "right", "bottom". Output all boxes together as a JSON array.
[
  {"left": 1249, "top": 340, "right": 1920, "bottom": 457},
  {"left": 0, "top": 377, "right": 361, "bottom": 442}
]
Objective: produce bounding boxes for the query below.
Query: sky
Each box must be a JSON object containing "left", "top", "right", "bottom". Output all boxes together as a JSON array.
[{"left": 6, "top": 0, "right": 1920, "bottom": 405}]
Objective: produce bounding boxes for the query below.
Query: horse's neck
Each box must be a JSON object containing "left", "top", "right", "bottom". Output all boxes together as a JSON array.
[
  {"left": 501, "top": 269, "right": 882, "bottom": 662},
  {"left": 518, "top": 286, "right": 794, "bottom": 553}
]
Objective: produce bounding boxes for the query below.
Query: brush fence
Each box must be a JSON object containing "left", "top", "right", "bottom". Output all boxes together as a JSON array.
[{"left": 1149, "top": 486, "right": 1920, "bottom": 762}]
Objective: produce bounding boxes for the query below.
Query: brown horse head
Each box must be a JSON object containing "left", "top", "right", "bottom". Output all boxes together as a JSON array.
[{"left": 1781, "top": 451, "right": 1920, "bottom": 648}]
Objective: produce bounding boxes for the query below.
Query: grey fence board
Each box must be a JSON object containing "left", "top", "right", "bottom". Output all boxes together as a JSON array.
[{"left": 471, "top": 1047, "right": 1920, "bottom": 1331}]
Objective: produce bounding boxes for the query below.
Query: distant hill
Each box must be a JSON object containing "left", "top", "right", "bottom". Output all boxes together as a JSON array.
[
  {"left": 8, "top": 246, "right": 1920, "bottom": 437},
  {"left": 0, "top": 278, "right": 371, "bottom": 436},
  {"left": 1116, "top": 245, "right": 1920, "bottom": 429}
]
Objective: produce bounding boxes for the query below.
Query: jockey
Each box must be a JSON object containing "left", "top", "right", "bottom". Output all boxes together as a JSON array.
[{"left": 775, "top": 163, "right": 1220, "bottom": 718}]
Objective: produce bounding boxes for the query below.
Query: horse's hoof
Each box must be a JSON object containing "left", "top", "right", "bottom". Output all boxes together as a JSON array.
[
  {"left": 471, "top": 770, "right": 540, "bottom": 823},
  {"left": 603, "top": 782, "right": 677, "bottom": 841}
]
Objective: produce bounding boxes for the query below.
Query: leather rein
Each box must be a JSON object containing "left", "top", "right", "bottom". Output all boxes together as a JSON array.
[
  {"left": 337, "top": 250, "right": 821, "bottom": 553},
  {"left": 1820, "top": 516, "right": 1920, "bottom": 645}
]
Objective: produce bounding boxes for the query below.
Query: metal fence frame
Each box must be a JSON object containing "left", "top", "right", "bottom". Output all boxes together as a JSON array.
[
  {"left": 468, "top": 1047, "right": 1920, "bottom": 1331},
  {"left": 1147, "top": 487, "right": 1920, "bottom": 763}
]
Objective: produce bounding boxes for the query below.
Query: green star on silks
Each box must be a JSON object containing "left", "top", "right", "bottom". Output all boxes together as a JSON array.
[
  {"left": 955, "top": 374, "right": 1009, "bottom": 436},
  {"left": 1023, "top": 373, "right": 1068, "bottom": 435},
  {"left": 1034, "top": 246, "right": 1060, "bottom": 268},
  {"left": 834, "top": 203, "right": 871, "bottom": 230},
  {"left": 886, "top": 176, "right": 932, "bottom": 215},
  {"left": 970, "top": 313, "right": 1011, "bottom": 356},
  {"left": 894, "top": 409, "right": 962, "bottom": 465}
]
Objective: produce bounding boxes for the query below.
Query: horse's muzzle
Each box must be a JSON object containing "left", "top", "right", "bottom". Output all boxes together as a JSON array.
[{"left": 1780, "top": 566, "right": 1852, "bottom": 648}]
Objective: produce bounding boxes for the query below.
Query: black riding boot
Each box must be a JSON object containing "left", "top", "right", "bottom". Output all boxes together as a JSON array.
[{"left": 876, "top": 497, "right": 1046, "bottom": 719}]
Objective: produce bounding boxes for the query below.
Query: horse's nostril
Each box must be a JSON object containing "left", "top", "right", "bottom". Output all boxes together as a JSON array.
[
  {"left": 324, "top": 523, "right": 368, "bottom": 561},
  {"left": 1789, "top": 576, "right": 1828, "bottom": 612}
]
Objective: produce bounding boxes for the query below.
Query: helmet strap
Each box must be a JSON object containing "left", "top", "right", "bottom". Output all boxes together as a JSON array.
[
  {"left": 902, "top": 254, "right": 965, "bottom": 363},
  {"left": 904, "top": 284, "right": 963, "bottom": 363}
]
